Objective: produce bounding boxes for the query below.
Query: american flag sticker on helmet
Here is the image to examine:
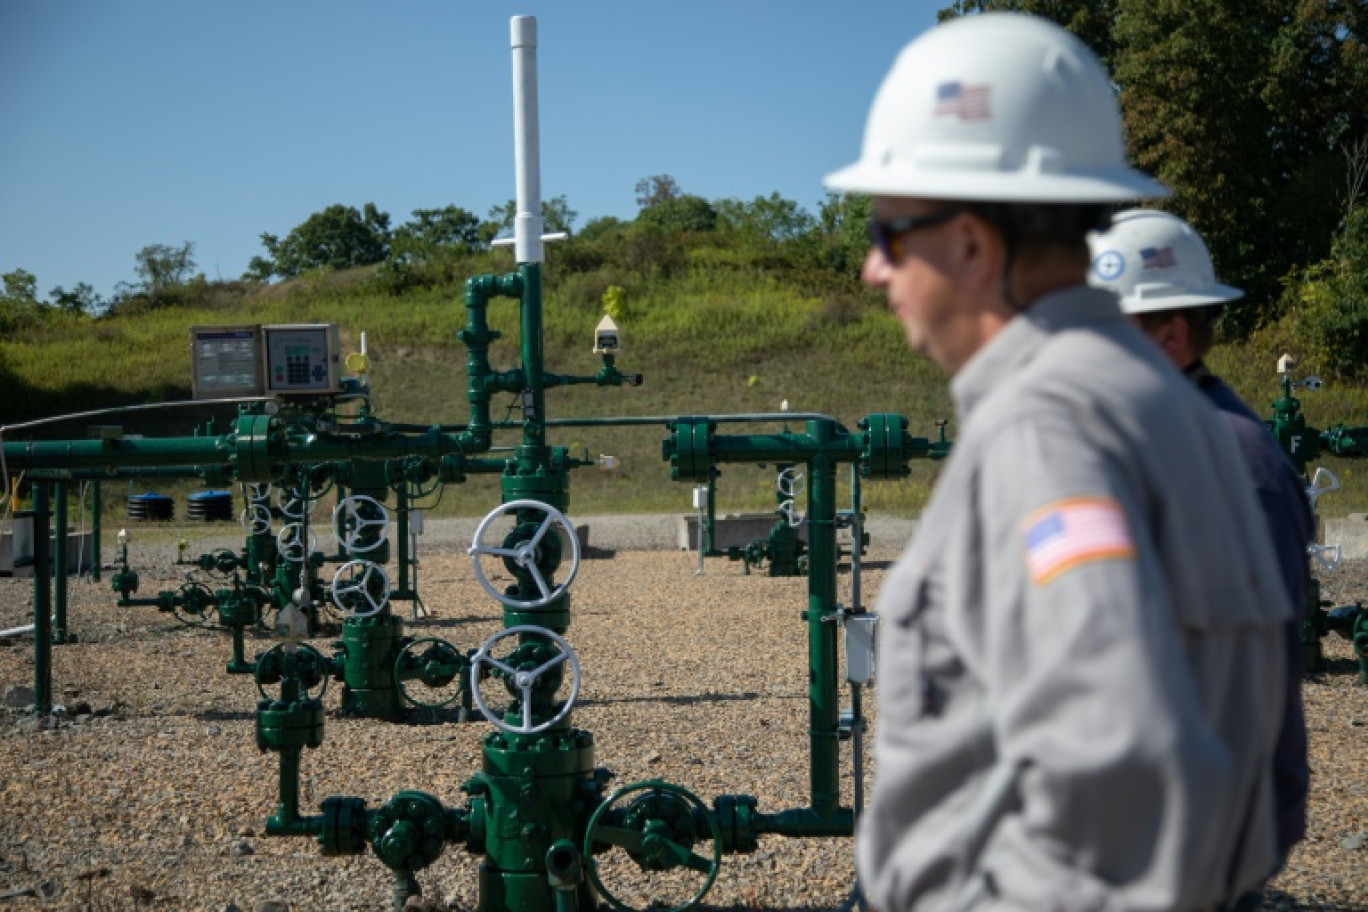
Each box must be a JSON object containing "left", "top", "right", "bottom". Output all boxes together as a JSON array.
[
  {"left": 1023, "top": 497, "right": 1136, "bottom": 586},
  {"left": 934, "top": 81, "right": 991, "bottom": 120}
]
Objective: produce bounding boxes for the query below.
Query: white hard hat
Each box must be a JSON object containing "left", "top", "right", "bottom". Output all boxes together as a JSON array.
[
  {"left": 1088, "top": 209, "right": 1242, "bottom": 313},
  {"left": 824, "top": 13, "right": 1168, "bottom": 203}
]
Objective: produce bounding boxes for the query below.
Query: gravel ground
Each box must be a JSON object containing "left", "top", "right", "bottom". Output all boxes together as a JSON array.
[{"left": 0, "top": 515, "right": 1363, "bottom": 912}]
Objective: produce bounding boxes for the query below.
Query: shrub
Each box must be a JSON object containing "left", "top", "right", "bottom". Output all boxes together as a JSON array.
[{"left": 1283, "top": 207, "right": 1368, "bottom": 381}]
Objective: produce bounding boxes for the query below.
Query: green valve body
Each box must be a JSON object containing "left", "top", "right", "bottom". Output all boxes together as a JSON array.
[
  {"left": 337, "top": 613, "right": 408, "bottom": 720},
  {"left": 467, "top": 728, "right": 601, "bottom": 912},
  {"left": 764, "top": 520, "right": 807, "bottom": 577},
  {"left": 1266, "top": 378, "right": 1323, "bottom": 475},
  {"left": 256, "top": 697, "right": 325, "bottom": 753},
  {"left": 1325, "top": 604, "right": 1368, "bottom": 685},
  {"left": 502, "top": 448, "right": 570, "bottom": 512}
]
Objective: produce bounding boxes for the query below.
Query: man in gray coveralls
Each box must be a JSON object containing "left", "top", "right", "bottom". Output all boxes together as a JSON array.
[{"left": 824, "top": 12, "right": 1293, "bottom": 912}]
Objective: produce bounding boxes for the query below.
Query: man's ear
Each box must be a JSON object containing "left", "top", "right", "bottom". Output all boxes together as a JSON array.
[{"left": 952, "top": 211, "right": 1001, "bottom": 294}]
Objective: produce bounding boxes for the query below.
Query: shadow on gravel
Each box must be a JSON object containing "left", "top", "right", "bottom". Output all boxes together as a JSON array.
[
  {"left": 402, "top": 707, "right": 475, "bottom": 725},
  {"left": 1267, "top": 889, "right": 1368, "bottom": 912},
  {"left": 579, "top": 692, "right": 769, "bottom": 708},
  {"left": 406, "top": 614, "right": 490, "bottom": 630},
  {"left": 839, "top": 559, "right": 894, "bottom": 572},
  {"left": 196, "top": 709, "right": 254, "bottom": 722},
  {"left": 1306, "top": 657, "right": 1364, "bottom": 679}
]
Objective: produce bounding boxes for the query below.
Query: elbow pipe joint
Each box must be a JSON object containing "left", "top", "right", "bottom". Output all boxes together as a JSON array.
[
  {"left": 546, "top": 839, "right": 583, "bottom": 890},
  {"left": 465, "top": 272, "right": 523, "bottom": 303}
]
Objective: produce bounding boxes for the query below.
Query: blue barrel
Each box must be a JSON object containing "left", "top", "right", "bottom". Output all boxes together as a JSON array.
[
  {"left": 128, "top": 492, "right": 175, "bottom": 521},
  {"left": 186, "top": 490, "right": 234, "bottom": 522}
]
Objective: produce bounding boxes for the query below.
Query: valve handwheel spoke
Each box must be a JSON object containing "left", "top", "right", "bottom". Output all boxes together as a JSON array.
[
  {"left": 583, "top": 781, "right": 722, "bottom": 912},
  {"left": 276, "top": 522, "right": 318, "bottom": 564},
  {"left": 332, "top": 495, "right": 391, "bottom": 553},
  {"left": 174, "top": 582, "right": 217, "bottom": 628},
  {"left": 525, "top": 564, "right": 553, "bottom": 601},
  {"left": 243, "top": 482, "right": 273, "bottom": 506},
  {"left": 395, "top": 637, "right": 468, "bottom": 709},
  {"left": 331, "top": 559, "right": 391, "bottom": 618},
  {"left": 469, "top": 625, "right": 581, "bottom": 734},
  {"left": 592, "top": 827, "right": 713, "bottom": 874},
  {"left": 240, "top": 503, "right": 273, "bottom": 536},
  {"left": 467, "top": 499, "right": 581, "bottom": 609}
]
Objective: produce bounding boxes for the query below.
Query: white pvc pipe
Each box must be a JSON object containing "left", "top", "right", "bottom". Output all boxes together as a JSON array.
[
  {"left": 510, "top": 15, "right": 544, "bottom": 264},
  {"left": 0, "top": 621, "right": 46, "bottom": 639}
]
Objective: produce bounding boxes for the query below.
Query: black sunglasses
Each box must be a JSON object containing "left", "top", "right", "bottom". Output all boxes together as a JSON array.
[{"left": 869, "top": 209, "right": 964, "bottom": 262}]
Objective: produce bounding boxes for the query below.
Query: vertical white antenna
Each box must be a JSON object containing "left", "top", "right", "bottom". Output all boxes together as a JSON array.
[{"left": 511, "top": 15, "right": 543, "bottom": 264}]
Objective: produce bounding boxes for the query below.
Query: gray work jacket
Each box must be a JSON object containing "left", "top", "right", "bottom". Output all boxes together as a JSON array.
[{"left": 859, "top": 287, "right": 1289, "bottom": 912}]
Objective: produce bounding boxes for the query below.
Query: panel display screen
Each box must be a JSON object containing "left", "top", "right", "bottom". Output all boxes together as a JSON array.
[{"left": 190, "top": 326, "right": 264, "bottom": 398}]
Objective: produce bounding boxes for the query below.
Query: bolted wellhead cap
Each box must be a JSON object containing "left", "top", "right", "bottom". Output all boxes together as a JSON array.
[{"left": 824, "top": 12, "right": 1169, "bottom": 203}]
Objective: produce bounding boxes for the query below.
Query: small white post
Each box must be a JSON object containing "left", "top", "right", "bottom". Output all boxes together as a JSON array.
[{"left": 692, "top": 485, "right": 709, "bottom": 576}]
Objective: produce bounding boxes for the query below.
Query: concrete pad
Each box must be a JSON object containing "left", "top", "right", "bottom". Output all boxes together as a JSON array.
[
  {"left": 1324, "top": 513, "right": 1368, "bottom": 560},
  {"left": 676, "top": 513, "right": 805, "bottom": 551},
  {"left": 0, "top": 517, "right": 96, "bottom": 577}
]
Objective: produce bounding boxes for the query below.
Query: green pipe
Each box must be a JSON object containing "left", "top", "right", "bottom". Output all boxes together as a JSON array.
[
  {"left": 543, "top": 412, "right": 847, "bottom": 429},
  {"left": 460, "top": 272, "right": 522, "bottom": 453},
  {"left": 393, "top": 873, "right": 421, "bottom": 912},
  {"left": 752, "top": 805, "right": 855, "bottom": 839},
  {"left": 53, "top": 481, "right": 69, "bottom": 643},
  {"left": 805, "top": 420, "right": 841, "bottom": 817},
  {"left": 61, "top": 467, "right": 214, "bottom": 480},
  {"left": 390, "top": 411, "right": 839, "bottom": 435},
  {"left": 228, "top": 627, "right": 253, "bottom": 674},
  {"left": 30, "top": 487, "right": 52, "bottom": 715},
  {"left": 5, "top": 436, "right": 228, "bottom": 469},
  {"left": 711, "top": 434, "right": 863, "bottom": 464},
  {"left": 5, "top": 416, "right": 859, "bottom": 478},
  {"left": 521, "top": 262, "right": 547, "bottom": 449},
  {"left": 271, "top": 746, "right": 307, "bottom": 832},
  {"left": 396, "top": 485, "right": 411, "bottom": 596}
]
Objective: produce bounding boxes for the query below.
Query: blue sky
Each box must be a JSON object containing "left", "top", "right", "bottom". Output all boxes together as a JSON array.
[{"left": 0, "top": 2, "right": 941, "bottom": 302}]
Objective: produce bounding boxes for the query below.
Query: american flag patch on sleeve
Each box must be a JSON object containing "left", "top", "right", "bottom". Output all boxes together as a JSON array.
[{"left": 1023, "top": 497, "right": 1136, "bottom": 586}]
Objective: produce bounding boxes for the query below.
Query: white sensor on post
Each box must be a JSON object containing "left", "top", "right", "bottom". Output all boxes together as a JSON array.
[{"left": 594, "top": 315, "right": 621, "bottom": 354}]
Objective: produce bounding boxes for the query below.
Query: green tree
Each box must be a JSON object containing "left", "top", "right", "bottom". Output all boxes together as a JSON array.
[
  {"left": 815, "top": 191, "right": 874, "bottom": 277},
  {"left": 716, "top": 192, "right": 816, "bottom": 246},
  {"left": 938, "top": 0, "right": 1118, "bottom": 63},
  {"left": 47, "top": 282, "right": 101, "bottom": 316},
  {"left": 1114, "top": 0, "right": 1368, "bottom": 331},
  {"left": 391, "top": 205, "right": 482, "bottom": 263},
  {"left": 577, "top": 215, "right": 628, "bottom": 243},
  {"left": 939, "top": 0, "right": 1368, "bottom": 334},
  {"left": 0, "top": 268, "right": 45, "bottom": 335},
  {"left": 2, "top": 269, "right": 38, "bottom": 305},
  {"left": 249, "top": 203, "right": 391, "bottom": 279},
  {"left": 636, "top": 194, "right": 718, "bottom": 233},
  {"left": 134, "top": 242, "right": 196, "bottom": 303},
  {"left": 635, "top": 174, "right": 682, "bottom": 209},
  {"left": 1280, "top": 204, "right": 1368, "bottom": 381}
]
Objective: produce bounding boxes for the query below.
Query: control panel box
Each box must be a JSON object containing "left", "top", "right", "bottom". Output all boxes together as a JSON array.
[
  {"left": 190, "top": 325, "right": 265, "bottom": 399},
  {"left": 263, "top": 324, "right": 342, "bottom": 395}
]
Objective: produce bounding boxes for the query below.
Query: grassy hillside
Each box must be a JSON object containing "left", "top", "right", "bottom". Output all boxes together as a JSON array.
[{"left": 5, "top": 251, "right": 1368, "bottom": 519}]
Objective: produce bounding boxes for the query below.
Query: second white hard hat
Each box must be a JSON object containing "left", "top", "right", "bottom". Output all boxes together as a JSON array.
[
  {"left": 824, "top": 12, "right": 1168, "bottom": 203},
  {"left": 1088, "top": 209, "right": 1243, "bottom": 313}
]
